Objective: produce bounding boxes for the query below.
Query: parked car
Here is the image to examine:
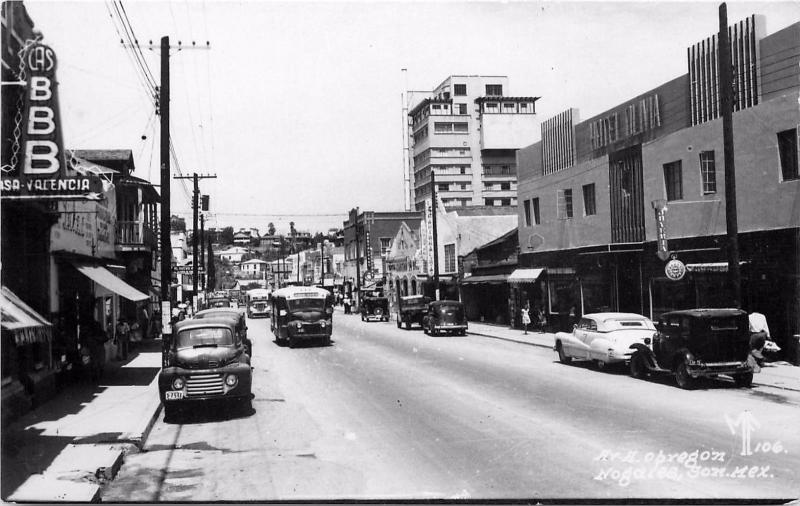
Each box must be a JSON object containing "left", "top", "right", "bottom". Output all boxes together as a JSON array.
[
  {"left": 193, "top": 308, "right": 251, "bottom": 356},
  {"left": 159, "top": 317, "right": 252, "bottom": 419},
  {"left": 396, "top": 295, "right": 431, "bottom": 330},
  {"left": 206, "top": 296, "right": 232, "bottom": 309},
  {"left": 629, "top": 308, "right": 754, "bottom": 389},
  {"left": 361, "top": 296, "right": 390, "bottom": 322},
  {"left": 422, "top": 300, "right": 468, "bottom": 336},
  {"left": 554, "top": 312, "right": 656, "bottom": 368}
]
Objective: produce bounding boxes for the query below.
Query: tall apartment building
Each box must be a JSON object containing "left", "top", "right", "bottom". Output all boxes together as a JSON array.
[{"left": 407, "top": 75, "right": 540, "bottom": 211}]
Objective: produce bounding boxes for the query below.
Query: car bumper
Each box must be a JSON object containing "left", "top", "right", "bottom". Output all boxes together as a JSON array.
[
  {"left": 288, "top": 325, "right": 332, "bottom": 340},
  {"left": 248, "top": 311, "right": 270, "bottom": 318},
  {"left": 158, "top": 365, "right": 252, "bottom": 403},
  {"left": 433, "top": 324, "right": 468, "bottom": 331},
  {"left": 688, "top": 361, "right": 752, "bottom": 377}
]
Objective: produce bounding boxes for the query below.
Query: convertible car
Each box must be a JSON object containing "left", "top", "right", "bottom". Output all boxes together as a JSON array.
[{"left": 554, "top": 312, "right": 656, "bottom": 368}]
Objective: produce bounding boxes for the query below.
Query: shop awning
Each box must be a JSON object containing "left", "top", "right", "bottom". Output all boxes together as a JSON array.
[
  {"left": 461, "top": 274, "right": 508, "bottom": 285},
  {"left": 73, "top": 264, "right": 149, "bottom": 301},
  {"left": 1, "top": 286, "right": 53, "bottom": 346},
  {"left": 686, "top": 262, "right": 747, "bottom": 273},
  {"left": 508, "top": 268, "right": 545, "bottom": 284}
]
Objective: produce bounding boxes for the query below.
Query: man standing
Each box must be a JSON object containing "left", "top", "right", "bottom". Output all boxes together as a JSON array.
[
  {"left": 83, "top": 319, "right": 108, "bottom": 383},
  {"left": 116, "top": 318, "right": 131, "bottom": 361}
]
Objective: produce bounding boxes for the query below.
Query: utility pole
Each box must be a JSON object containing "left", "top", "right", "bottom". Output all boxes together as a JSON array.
[
  {"left": 200, "top": 213, "right": 205, "bottom": 291},
  {"left": 320, "top": 240, "right": 325, "bottom": 286},
  {"left": 430, "top": 169, "right": 440, "bottom": 300},
  {"left": 719, "top": 3, "right": 742, "bottom": 307},
  {"left": 174, "top": 173, "right": 217, "bottom": 296},
  {"left": 159, "top": 36, "right": 171, "bottom": 331},
  {"left": 354, "top": 208, "right": 361, "bottom": 309}
]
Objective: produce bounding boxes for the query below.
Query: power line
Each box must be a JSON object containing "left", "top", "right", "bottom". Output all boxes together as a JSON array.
[{"left": 173, "top": 211, "right": 348, "bottom": 218}]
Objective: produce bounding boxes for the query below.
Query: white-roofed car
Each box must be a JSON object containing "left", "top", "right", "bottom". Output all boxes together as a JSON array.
[{"left": 554, "top": 312, "right": 656, "bottom": 369}]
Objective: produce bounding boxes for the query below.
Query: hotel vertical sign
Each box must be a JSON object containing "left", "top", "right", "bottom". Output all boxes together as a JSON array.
[
  {"left": 652, "top": 199, "right": 670, "bottom": 261},
  {"left": 1, "top": 43, "right": 97, "bottom": 198}
]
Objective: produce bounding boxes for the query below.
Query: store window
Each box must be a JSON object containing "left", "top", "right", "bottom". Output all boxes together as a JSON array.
[
  {"left": 699, "top": 150, "right": 717, "bottom": 193},
  {"left": 778, "top": 128, "right": 799, "bottom": 181},
  {"left": 663, "top": 160, "right": 683, "bottom": 201}
]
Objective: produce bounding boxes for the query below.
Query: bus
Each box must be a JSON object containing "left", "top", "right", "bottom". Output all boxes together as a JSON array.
[
  {"left": 270, "top": 286, "right": 333, "bottom": 348},
  {"left": 246, "top": 288, "right": 271, "bottom": 318}
]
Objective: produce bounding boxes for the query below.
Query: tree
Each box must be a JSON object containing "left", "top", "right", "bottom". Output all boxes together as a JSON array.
[
  {"left": 268, "top": 222, "right": 276, "bottom": 236},
  {"left": 171, "top": 215, "right": 186, "bottom": 232},
  {"left": 313, "top": 231, "right": 325, "bottom": 246},
  {"left": 289, "top": 222, "right": 297, "bottom": 253},
  {"left": 220, "top": 226, "right": 234, "bottom": 245},
  {"left": 206, "top": 238, "right": 216, "bottom": 290}
]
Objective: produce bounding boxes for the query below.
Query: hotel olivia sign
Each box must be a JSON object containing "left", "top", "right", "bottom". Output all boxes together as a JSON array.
[{"left": 1, "top": 43, "right": 99, "bottom": 199}]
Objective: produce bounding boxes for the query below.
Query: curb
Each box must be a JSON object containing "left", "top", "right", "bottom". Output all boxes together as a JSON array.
[
  {"left": 137, "top": 400, "right": 163, "bottom": 450},
  {"left": 467, "top": 331, "right": 553, "bottom": 350},
  {"left": 467, "top": 331, "right": 800, "bottom": 393}
]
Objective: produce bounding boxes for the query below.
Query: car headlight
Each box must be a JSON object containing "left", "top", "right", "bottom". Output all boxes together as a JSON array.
[
  {"left": 608, "top": 348, "right": 615, "bottom": 357},
  {"left": 320, "top": 320, "right": 326, "bottom": 328},
  {"left": 225, "top": 374, "right": 238, "bottom": 387},
  {"left": 172, "top": 377, "right": 185, "bottom": 390},
  {"left": 296, "top": 321, "right": 302, "bottom": 328}
]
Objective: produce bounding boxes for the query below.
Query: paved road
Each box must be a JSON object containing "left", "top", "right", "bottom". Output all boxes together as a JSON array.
[{"left": 103, "top": 311, "right": 800, "bottom": 502}]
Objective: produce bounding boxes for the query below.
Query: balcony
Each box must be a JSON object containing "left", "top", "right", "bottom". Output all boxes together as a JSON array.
[
  {"left": 116, "top": 221, "right": 157, "bottom": 252},
  {"left": 482, "top": 166, "right": 517, "bottom": 178}
]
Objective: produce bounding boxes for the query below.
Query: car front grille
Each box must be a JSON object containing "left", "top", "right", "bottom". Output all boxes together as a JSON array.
[{"left": 186, "top": 373, "right": 224, "bottom": 397}]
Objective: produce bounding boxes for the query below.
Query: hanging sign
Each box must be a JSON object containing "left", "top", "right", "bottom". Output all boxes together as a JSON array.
[
  {"left": 424, "top": 200, "right": 434, "bottom": 275},
  {"left": 665, "top": 258, "right": 686, "bottom": 281},
  {"left": 652, "top": 200, "right": 670, "bottom": 261},
  {"left": 365, "top": 228, "right": 373, "bottom": 273},
  {"left": 1, "top": 43, "right": 99, "bottom": 199}
]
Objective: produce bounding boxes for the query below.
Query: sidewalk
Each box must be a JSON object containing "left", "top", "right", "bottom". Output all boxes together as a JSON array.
[
  {"left": 466, "top": 321, "right": 800, "bottom": 392},
  {"left": 2, "top": 339, "right": 163, "bottom": 503}
]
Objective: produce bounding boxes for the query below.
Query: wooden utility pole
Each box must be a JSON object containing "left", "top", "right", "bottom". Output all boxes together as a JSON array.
[
  {"left": 719, "top": 3, "right": 742, "bottom": 306},
  {"left": 159, "top": 36, "right": 171, "bottom": 325},
  {"left": 354, "top": 208, "right": 361, "bottom": 308},
  {"left": 200, "top": 213, "right": 205, "bottom": 291},
  {"left": 430, "top": 170, "right": 440, "bottom": 300},
  {"left": 174, "top": 173, "right": 216, "bottom": 296}
]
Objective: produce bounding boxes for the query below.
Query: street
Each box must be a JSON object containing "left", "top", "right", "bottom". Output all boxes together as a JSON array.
[{"left": 102, "top": 311, "right": 800, "bottom": 501}]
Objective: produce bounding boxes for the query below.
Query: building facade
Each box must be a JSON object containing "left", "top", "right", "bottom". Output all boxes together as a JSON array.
[
  {"left": 517, "top": 17, "right": 800, "bottom": 345},
  {"left": 408, "top": 75, "right": 540, "bottom": 211}
]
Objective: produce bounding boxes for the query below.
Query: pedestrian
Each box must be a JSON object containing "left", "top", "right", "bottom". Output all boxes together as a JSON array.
[
  {"left": 343, "top": 295, "right": 351, "bottom": 314},
  {"left": 748, "top": 312, "right": 771, "bottom": 370},
  {"left": 82, "top": 319, "right": 109, "bottom": 383},
  {"left": 521, "top": 304, "right": 531, "bottom": 335},
  {"left": 568, "top": 305, "right": 577, "bottom": 328},
  {"left": 535, "top": 306, "right": 547, "bottom": 333},
  {"left": 115, "top": 318, "right": 131, "bottom": 360}
]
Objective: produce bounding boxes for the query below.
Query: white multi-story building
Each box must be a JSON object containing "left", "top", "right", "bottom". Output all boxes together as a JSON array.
[{"left": 408, "top": 75, "right": 540, "bottom": 211}]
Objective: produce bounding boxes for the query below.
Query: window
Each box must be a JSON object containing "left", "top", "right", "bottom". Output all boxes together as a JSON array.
[
  {"left": 457, "top": 103, "right": 467, "bottom": 115},
  {"left": 503, "top": 103, "right": 516, "bottom": 112},
  {"left": 500, "top": 182, "right": 510, "bottom": 191},
  {"left": 444, "top": 244, "right": 456, "bottom": 273},
  {"left": 438, "top": 184, "right": 449, "bottom": 192},
  {"left": 484, "top": 198, "right": 494, "bottom": 206},
  {"left": 557, "top": 189, "right": 573, "bottom": 219},
  {"left": 663, "top": 161, "right": 683, "bottom": 201},
  {"left": 453, "top": 122, "right": 468, "bottom": 133},
  {"left": 582, "top": 183, "right": 596, "bottom": 216},
  {"left": 454, "top": 83, "right": 467, "bottom": 96},
  {"left": 524, "top": 200, "right": 532, "bottom": 226},
  {"left": 484, "top": 102, "right": 499, "bottom": 113},
  {"left": 778, "top": 128, "right": 799, "bottom": 181},
  {"left": 485, "top": 84, "right": 503, "bottom": 96},
  {"left": 699, "top": 150, "right": 717, "bottom": 193},
  {"left": 532, "top": 198, "right": 540, "bottom": 225},
  {"left": 460, "top": 184, "right": 467, "bottom": 190},
  {"left": 484, "top": 183, "right": 494, "bottom": 190}
]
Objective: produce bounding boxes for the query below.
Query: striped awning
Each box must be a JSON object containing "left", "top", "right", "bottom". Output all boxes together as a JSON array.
[
  {"left": 1, "top": 286, "right": 53, "bottom": 346},
  {"left": 461, "top": 274, "right": 508, "bottom": 285},
  {"left": 508, "top": 268, "right": 545, "bottom": 284}
]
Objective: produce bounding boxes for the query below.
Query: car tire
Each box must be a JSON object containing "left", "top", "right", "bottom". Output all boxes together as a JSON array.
[
  {"left": 361, "top": 314, "right": 365, "bottom": 322},
  {"left": 675, "top": 358, "right": 696, "bottom": 390},
  {"left": 630, "top": 352, "right": 648, "bottom": 379},
  {"left": 405, "top": 321, "right": 411, "bottom": 331},
  {"left": 556, "top": 341, "right": 572, "bottom": 364},
  {"left": 396, "top": 317, "right": 401, "bottom": 328},
  {"left": 733, "top": 372, "right": 754, "bottom": 388}
]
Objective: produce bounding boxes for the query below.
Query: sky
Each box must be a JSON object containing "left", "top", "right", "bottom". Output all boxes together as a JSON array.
[{"left": 22, "top": 0, "right": 800, "bottom": 235}]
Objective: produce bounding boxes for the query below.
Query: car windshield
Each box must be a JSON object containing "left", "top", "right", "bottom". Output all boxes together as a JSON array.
[
  {"left": 176, "top": 327, "right": 233, "bottom": 348},
  {"left": 435, "top": 304, "right": 462, "bottom": 314},
  {"left": 287, "top": 298, "right": 325, "bottom": 312},
  {"left": 709, "top": 317, "right": 740, "bottom": 331}
]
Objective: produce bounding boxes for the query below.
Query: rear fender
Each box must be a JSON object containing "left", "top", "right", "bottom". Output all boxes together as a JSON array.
[{"left": 629, "top": 343, "right": 659, "bottom": 370}]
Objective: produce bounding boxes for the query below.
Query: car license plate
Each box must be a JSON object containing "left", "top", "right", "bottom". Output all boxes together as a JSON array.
[
  {"left": 165, "top": 391, "right": 184, "bottom": 400},
  {"left": 446, "top": 322, "right": 453, "bottom": 326}
]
